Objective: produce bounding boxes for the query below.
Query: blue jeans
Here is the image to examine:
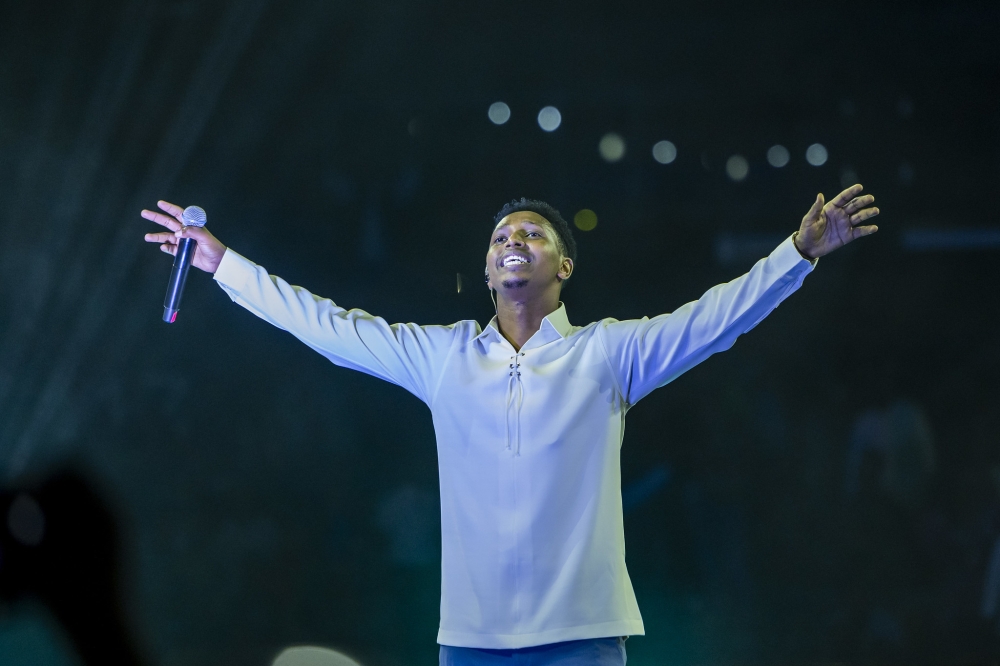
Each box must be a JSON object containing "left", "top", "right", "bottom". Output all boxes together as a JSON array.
[{"left": 439, "top": 637, "right": 627, "bottom": 666}]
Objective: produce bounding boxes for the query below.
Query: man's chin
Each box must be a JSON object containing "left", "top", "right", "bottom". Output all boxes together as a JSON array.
[{"left": 501, "top": 278, "right": 529, "bottom": 290}]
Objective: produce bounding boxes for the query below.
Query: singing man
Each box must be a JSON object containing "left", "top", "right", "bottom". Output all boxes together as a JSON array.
[{"left": 142, "top": 186, "right": 879, "bottom": 665}]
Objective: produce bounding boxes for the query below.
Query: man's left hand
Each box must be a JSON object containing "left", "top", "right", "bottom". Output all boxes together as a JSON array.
[{"left": 794, "top": 184, "right": 880, "bottom": 259}]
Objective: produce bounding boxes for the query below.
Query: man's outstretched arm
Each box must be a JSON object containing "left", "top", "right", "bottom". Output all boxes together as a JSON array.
[
  {"left": 141, "top": 200, "right": 460, "bottom": 404},
  {"left": 599, "top": 185, "right": 880, "bottom": 406}
]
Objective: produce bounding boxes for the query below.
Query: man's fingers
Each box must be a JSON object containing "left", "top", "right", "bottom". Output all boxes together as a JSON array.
[
  {"left": 174, "top": 225, "right": 210, "bottom": 241},
  {"left": 156, "top": 200, "right": 185, "bottom": 219},
  {"left": 141, "top": 209, "right": 182, "bottom": 231},
  {"left": 830, "top": 183, "right": 864, "bottom": 208},
  {"left": 845, "top": 195, "right": 875, "bottom": 214},
  {"left": 144, "top": 232, "right": 176, "bottom": 243},
  {"left": 850, "top": 207, "right": 880, "bottom": 225},
  {"left": 159, "top": 243, "right": 177, "bottom": 255},
  {"left": 852, "top": 224, "right": 878, "bottom": 238}
]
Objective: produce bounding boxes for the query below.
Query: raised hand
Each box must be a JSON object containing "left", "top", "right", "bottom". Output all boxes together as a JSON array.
[
  {"left": 141, "top": 200, "right": 227, "bottom": 273},
  {"left": 794, "top": 184, "right": 880, "bottom": 259}
]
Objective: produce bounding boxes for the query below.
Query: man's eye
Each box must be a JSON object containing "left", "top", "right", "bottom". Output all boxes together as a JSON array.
[{"left": 494, "top": 236, "right": 505, "bottom": 244}]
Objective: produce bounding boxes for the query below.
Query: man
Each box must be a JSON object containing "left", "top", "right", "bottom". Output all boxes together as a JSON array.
[{"left": 142, "top": 187, "right": 879, "bottom": 665}]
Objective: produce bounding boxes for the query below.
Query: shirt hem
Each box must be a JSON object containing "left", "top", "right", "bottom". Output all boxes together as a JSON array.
[{"left": 437, "top": 620, "right": 645, "bottom": 649}]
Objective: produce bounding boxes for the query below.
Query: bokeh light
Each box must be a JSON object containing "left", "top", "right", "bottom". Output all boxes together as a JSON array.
[
  {"left": 766, "top": 145, "right": 790, "bottom": 167},
  {"left": 805, "top": 143, "right": 828, "bottom": 166},
  {"left": 652, "top": 140, "right": 677, "bottom": 164},
  {"left": 598, "top": 133, "right": 626, "bottom": 162},
  {"left": 537, "top": 106, "right": 562, "bottom": 132},
  {"left": 574, "top": 209, "right": 598, "bottom": 231},
  {"left": 726, "top": 155, "right": 749, "bottom": 181},
  {"left": 488, "top": 102, "right": 511, "bottom": 125}
]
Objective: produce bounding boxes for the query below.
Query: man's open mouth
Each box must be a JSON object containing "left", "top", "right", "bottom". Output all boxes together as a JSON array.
[{"left": 500, "top": 254, "right": 531, "bottom": 267}]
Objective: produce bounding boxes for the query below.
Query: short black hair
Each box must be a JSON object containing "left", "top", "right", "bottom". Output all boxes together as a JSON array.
[{"left": 493, "top": 198, "right": 577, "bottom": 264}]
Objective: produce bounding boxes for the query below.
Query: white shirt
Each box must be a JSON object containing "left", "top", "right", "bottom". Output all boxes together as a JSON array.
[{"left": 213, "top": 234, "right": 815, "bottom": 649}]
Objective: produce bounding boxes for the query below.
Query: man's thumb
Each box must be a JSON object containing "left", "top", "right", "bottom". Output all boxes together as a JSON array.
[
  {"left": 805, "top": 193, "right": 824, "bottom": 221},
  {"left": 176, "top": 226, "right": 208, "bottom": 242}
]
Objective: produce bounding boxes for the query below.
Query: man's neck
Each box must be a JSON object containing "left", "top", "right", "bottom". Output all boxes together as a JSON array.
[{"left": 495, "top": 293, "right": 560, "bottom": 351}]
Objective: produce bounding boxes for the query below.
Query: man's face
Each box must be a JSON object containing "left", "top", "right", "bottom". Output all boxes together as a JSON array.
[{"left": 486, "top": 211, "right": 573, "bottom": 293}]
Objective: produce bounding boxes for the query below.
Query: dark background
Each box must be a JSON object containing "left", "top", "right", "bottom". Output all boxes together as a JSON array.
[{"left": 0, "top": 0, "right": 998, "bottom": 664}]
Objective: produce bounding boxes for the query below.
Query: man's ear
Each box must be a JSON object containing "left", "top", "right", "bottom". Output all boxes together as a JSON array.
[{"left": 557, "top": 257, "right": 574, "bottom": 282}]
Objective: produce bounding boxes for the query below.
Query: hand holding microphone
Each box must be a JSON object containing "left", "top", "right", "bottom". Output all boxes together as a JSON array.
[{"left": 141, "top": 200, "right": 228, "bottom": 322}]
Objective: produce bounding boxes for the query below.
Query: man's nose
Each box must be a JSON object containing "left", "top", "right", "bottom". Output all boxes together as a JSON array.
[{"left": 505, "top": 234, "right": 525, "bottom": 247}]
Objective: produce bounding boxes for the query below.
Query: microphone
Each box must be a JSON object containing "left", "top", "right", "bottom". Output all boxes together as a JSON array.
[{"left": 162, "top": 205, "right": 207, "bottom": 323}]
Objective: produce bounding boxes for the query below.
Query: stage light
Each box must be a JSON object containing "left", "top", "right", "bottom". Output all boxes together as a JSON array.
[
  {"left": 652, "top": 140, "right": 676, "bottom": 164},
  {"left": 766, "top": 145, "right": 790, "bottom": 167},
  {"left": 574, "top": 209, "right": 598, "bottom": 231},
  {"left": 806, "top": 143, "right": 828, "bottom": 166},
  {"left": 537, "top": 106, "right": 561, "bottom": 132},
  {"left": 488, "top": 102, "right": 511, "bottom": 125},
  {"left": 726, "top": 155, "right": 749, "bottom": 181},
  {"left": 598, "top": 133, "right": 626, "bottom": 162},
  {"left": 272, "top": 646, "right": 363, "bottom": 666}
]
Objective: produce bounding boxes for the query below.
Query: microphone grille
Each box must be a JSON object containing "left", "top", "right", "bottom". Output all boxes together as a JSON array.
[{"left": 182, "top": 205, "right": 207, "bottom": 228}]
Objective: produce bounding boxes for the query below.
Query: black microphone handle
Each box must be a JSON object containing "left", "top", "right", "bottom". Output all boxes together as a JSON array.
[{"left": 162, "top": 237, "right": 196, "bottom": 323}]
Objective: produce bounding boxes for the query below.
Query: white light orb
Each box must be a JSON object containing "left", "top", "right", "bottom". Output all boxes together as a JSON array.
[
  {"left": 725, "top": 155, "right": 750, "bottom": 181},
  {"left": 598, "top": 133, "right": 626, "bottom": 162},
  {"left": 537, "top": 106, "right": 562, "bottom": 132},
  {"left": 488, "top": 102, "right": 510, "bottom": 125},
  {"left": 805, "top": 143, "right": 828, "bottom": 166},
  {"left": 652, "top": 140, "right": 677, "bottom": 164},
  {"left": 766, "top": 145, "right": 790, "bottom": 168}
]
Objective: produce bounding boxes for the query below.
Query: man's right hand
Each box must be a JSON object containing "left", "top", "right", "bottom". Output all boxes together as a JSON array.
[{"left": 142, "top": 200, "right": 227, "bottom": 274}]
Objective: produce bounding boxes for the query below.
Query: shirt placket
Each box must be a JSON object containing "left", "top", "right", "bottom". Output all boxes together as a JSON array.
[{"left": 504, "top": 351, "right": 526, "bottom": 456}]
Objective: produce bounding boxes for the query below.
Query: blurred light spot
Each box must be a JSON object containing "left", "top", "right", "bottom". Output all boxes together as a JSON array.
[
  {"left": 897, "top": 97, "right": 914, "bottom": 118},
  {"left": 840, "top": 166, "right": 858, "bottom": 189},
  {"left": 903, "top": 228, "right": 1000, "bottom": 251},
  {"left": 574, "top": 209, "right": 598, "bottom": 231},
  {"left": 598, "top": 133, "right": 626, "bottom": 162},
  {"left": 838, "top": 99, "right": 856, "bottom": 118},
  {"left": 407, "top": 118, "right": 420, "bottom": 137},
  {"left": 725, "top": 155, "right": 749, "bottom": 181},
  {"left": 652, "top": 140, "right": 677, "bottom": 164},
  {"left": 805, "top": 143, "right": 828, "bottom": 166},
  {"left": 898, "top": 161, "right": 914, "bottom": 186},
  {"left": 537, "top": 106, "right": 562, "bottom": 132},
  {"left": 766, "top": 145, "right": 790, "bottom": 168},
  {"left": 488, "top": 102, "right": 511, "bottom": 125},
  {"left": 700, "top": 152, "right": 711, "bottom": 171},
  {"left": 8, "top": 493, "right": 44, "bottom": 546},
  {"left": 272, "top": 646, "right": 363, "bottom": 666}
]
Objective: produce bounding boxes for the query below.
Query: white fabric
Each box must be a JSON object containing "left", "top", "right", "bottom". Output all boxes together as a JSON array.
[{"left": 213, "top": 235, "right": 815, "bottom": 649}]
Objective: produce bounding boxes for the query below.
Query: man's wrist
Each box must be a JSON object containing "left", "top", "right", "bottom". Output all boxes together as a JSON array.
[{"left": 792, "top": 231, "right": 815, "bottom": 261}]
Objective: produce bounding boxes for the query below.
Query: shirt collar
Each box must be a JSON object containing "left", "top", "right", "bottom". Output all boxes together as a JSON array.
[{"left": 474, "top": 303, "right": 573, "bottom": 349}]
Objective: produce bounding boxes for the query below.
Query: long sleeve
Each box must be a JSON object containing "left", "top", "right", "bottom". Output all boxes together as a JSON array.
[
  {"left": 597, "top": 234, "right": 815, "bottom": 406},
  {"left": 212, "top": 248, "right": 463, "bottom": 404}
]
